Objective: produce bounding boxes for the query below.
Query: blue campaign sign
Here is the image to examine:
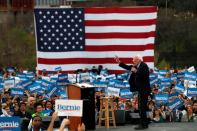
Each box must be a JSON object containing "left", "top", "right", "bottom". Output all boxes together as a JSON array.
[
  {"left": 18, "top": 79, "right": 33, "bottom": 89},
  {"left": 171, "top": 74, "right": 177, "bottom": 81},
  {"left": 4, "top": 78, "right": 15, "bottom": 88},
  {"left": 41, "top": 79, "right": 52, "bottom": 87},
  {"left": 56, "top": 79, "right": 69, "bottom": 86},
  {"left": 105, "top": 74, "right": 116, "bottom": 80},
  {"left": 58, "top": 74, "right": 68, "bottom": 81},
  {"left": 28, "top": 83, "right": 42, "bottom": 93},
  {"left": 108, "top": 79, "right": 117, "bottom": 87},
  {"left": 158, "top": 70, "right": 167, "bottom": 79},
  {"left": 46, "top": 86, "right": 58, "bottom": 98},
  {"left": 123, "top": 81, "right": 130, "bottom": 88},
  {"left": 150, "top": 77, "right": 158, "bottom": 86},
  {"left": 175, "top": 84, "right": 185, "bottom": 93},
  {"left": 168, "top": 92, "right": 179, "bottom": 100},
  {"left": 11, "top": 88, "right": 24, "bottom": 96},
  {"left": 51, "top": 77, "right": 58, "bottom": 83},
  {"left": 55, "top": 66, "right": 62, "bottom": 71},
  {"left": 0, "top": 82, "right": 4, "bottom": 93},
  {"left": 160, "top": 78, "right": 171, "bottom": 87},
  {"left": 184, "top": 72, "right": 196, "bottom": 81},
  {"left": 57, "top": 88, "right": 68, "bottom": 99},
  {"left": 114, "top": 80, "right": 125, "bottom": 88},
  {"left": 120, "top": 89, "right": 132, "bottom": 99},
  {"left": 167, "top": 98, "right": 183, "bottom": 110},
  {"left": 187, "top": 88, "right": 197, "bottom": 97},
  {"left": 25, "top": 73, "right": 35, "bottom": 79},
  {"left": 155, "top": 94, "right": 169, "bottom": 103},
  {"left": 42, "top": 110, "right": 53, "bottom": 116},
  {"left": 93, "top": 81, "right": 108, "bottom": 88},
  {"left": 0, "top": 117, "right": 21, "bottom": 131},
  {"left": 17, "top": 72, "right": 26, "bottom": 77},
  {"left": 177, "top": 72, "right": 184, "bottom": 79}
]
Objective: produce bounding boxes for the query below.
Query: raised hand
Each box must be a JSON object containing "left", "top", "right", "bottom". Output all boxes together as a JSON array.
[{"left": 114, "top": 55, "right": 121, "bottom": 63}]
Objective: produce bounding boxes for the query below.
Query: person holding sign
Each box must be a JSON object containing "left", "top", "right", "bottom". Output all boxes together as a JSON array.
[{"left": 115, "top": 55, "right": 151, "bottom": 130}]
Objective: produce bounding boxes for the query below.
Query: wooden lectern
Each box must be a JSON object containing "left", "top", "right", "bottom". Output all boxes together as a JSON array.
[
  {"left": 67, "top": 84, "right": 82, "bottom": 131},
  {"left": 67, "top": 84, "right": 95, "bottom": 131}
]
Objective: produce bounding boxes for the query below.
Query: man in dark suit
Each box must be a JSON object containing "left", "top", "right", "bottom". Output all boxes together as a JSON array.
[{"left": 115, "top": 55, "right": 151, "bottom": 130}]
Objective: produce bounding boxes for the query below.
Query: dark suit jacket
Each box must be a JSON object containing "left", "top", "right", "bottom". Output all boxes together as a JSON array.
[{"left": 119, "top": 62, "right": 151, "bottom": 95}]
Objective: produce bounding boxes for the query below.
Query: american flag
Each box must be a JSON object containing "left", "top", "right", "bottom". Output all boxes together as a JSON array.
[{"left": 34, "top": 7, "right": 157, "bottom": 74}]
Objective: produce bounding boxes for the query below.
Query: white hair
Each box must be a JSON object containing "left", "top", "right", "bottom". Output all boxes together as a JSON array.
[{"left": 133, "top": 54, "right": 143, "bottom": 61}]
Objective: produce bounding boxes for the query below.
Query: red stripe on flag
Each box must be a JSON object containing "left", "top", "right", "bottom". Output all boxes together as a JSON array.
[
  {"left": 86, "top": 32, "right": 155, "bottom": 39},
  {"left": 85, "top": 44, "right": 154, "bottom": 51},
  {"left": 85, "top": 7, "right": 157, "bottom": 14},
  {"left": 38, "top": 57, "right": 154, "bottom": 65},
  {"left": 85, "top": 19, "right": 156, "bottom": 26}
]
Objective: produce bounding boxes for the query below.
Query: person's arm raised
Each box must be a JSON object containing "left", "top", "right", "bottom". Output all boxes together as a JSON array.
[{"left": 47, "top": 112, "right": 58, "bottom": 131}]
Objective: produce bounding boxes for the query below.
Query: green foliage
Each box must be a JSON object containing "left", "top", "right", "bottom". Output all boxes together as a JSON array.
[{"left": 157, "top": 59, "right": 170, "bottom": 70}]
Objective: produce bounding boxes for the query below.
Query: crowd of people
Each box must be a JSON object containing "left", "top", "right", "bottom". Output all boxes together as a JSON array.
[{"left": 0, "top": 65, "right": 197, "bottom": 130}]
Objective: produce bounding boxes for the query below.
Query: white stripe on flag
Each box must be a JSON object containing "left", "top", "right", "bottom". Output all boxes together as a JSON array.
[
  {"left": 85, "top": 13, "right": 157, "bottom": 20},
  {"left": 85, "top": 25, "right": 156, "bottom": 33},
  {"left": 86, "top": 38, "right": 155, "bottom": 46},
  {"left": 37, "top": 50, "right": 154, "bottom": 59}
]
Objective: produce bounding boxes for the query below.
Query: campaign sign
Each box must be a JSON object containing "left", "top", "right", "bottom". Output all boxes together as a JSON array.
[
  {"left": 184, "top": 72, "right": 196, "bottom": 87},
  {"left": 114, "top": 80, "right": 125, "bottom": 88},
  {"left": 17, "top": 73, "right": 26, "bottom": 77},
  {"left": 120, "top": 89, "right": 132, "bottom": 99},
  {"left": 41, "top": 79, "right": 52, "bottom": 87},
  {"left": 79, "top": 72, "right": 90, "bottom": 82},
  {"left": 4, "top": 78, "right": 15, "bottom": 88},
  {"left": 56, "top": 79, "right": 69, "bottom": 86},
  {"left": 123, "top": 81, "right": 130, "bottom": 88},
  {"left": 175, "top": 84, "right": 185, "bottom": 93},
  {"left": 0, "top": 117, "right": 20, "bottom": 131},
  {"left": 68, "top": 74, "right": 77, "bottom": 83},
  {"left": 160, "top": 78, "right": 171, "bottom": 87},
  {"left": 168, "top": 92, "right": 179, "bottom": 100},
  {"left": 58, "top": 74, "right": 68, "bottom": 81},
  {"left": 26, "top": 73, "right": 34, "bottom": 79},
  {"left": 187, "top": 88, "right": 197, "bottom": 97},
  {"left": 55, "top": 66, "right": 62, "bottom": 71},
  {"left": 177, "top": 72, "right": 184, "bottom": 79},
  {"left": 93, "top": 81, "right": 108, "bottom": 88},
  {"left": 46, "top": 86, "right": 58, "bottom": 98},
  {"left": 0, "top": 82, "right": 4, "bottom": 93},
  {"left": 55, "top": 100, "right": 83, "bottom": 116},
  {"left": 105, "top": 74, "right": 116, "bottom": 80},
  {"left": 150, "top": 77, "right": 158, "bottom": 86},
  {"left": 155, "top": 94, "right": 169, "bottom": 103},
  {"left": 11, "top": 88, "right": 24, "bottom": 96},
  {"left": 28, "top": 83, "right": 42, "bottom": 93},
  {"left": 158, "top": 70, "right": 167, "bottom": 79},
  {"left": 18, "top": 79, "right": 33, "bottom": 89},
  {"left": 171, "top": 74, "right": 177, "bottom": 81},
  {"left": 42, "top": 110, "right": 53, "bottom": 116},
  {"left": 107, "top": 87, "right": 120, "bottom": 97},
  {"left": 167, "top": 98, "right": 183, "bottom": 110}
]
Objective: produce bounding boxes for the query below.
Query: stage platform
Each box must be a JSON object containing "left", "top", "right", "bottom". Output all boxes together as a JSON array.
[{"left": 95, "top": 122, "right": 197, "bottom": 131}]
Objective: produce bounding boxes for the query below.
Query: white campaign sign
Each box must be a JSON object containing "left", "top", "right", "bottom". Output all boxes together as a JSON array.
[{"left": 55, "top": 99, "right": 83, "bottom": 117}]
